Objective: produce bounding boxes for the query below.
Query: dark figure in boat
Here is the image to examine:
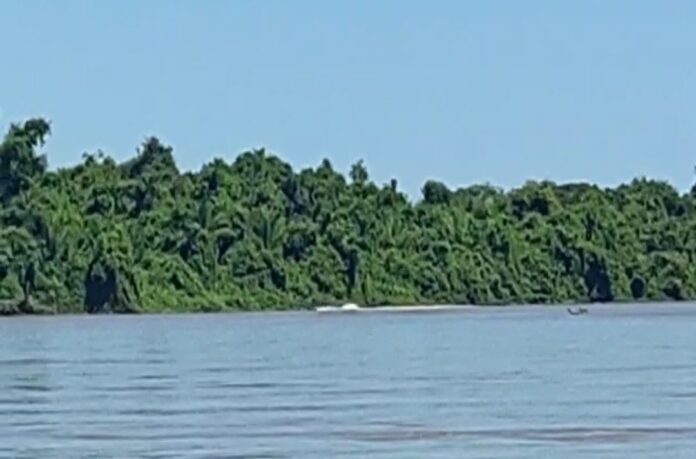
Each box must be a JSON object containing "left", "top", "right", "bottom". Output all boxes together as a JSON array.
[{"left": 567, "top": 306, "right": 588, "bottom": 316}]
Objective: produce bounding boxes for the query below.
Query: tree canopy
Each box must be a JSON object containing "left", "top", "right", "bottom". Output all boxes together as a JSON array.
[{"left": 1, "top": 117, "right": 695, "bottom": 314}]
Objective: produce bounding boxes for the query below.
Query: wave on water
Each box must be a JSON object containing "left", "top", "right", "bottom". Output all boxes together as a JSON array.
[{"left": 335, "top": 424, "right": 696, "bottom": 444}]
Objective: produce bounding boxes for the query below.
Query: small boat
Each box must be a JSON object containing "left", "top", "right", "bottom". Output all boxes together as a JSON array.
[
  {"left": 316, "top": 303, "right": 361, "bottom": 313},
  {"left": 567, "top": 306, "right": 588, "bottom": 316}
]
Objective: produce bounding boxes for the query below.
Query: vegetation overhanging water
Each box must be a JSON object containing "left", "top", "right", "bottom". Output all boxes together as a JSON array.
[{"left": 0, "top": 117, "right": 693, "bottom": 315}]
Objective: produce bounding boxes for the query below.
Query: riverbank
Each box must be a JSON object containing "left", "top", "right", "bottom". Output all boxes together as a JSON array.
[
  {"left": 313, "top": 301, "right": 696, "bottom": 317},
  {"left": 4, "top": 299, "right": 696, "bottom": 319},
  {"left": 3, "top": 116, "right": 696, "bottom": 317}
]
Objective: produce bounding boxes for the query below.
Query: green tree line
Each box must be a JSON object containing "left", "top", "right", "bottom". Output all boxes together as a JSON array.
[{"left": 1, "top": 117, "right": 694, "bottom": 314}]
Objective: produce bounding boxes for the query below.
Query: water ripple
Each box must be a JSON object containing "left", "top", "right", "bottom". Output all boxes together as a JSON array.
[
  {"left": 2, "top": 310, "right": 696, "bottom": 457},
  {"left": 337, "top": 425, "right": 696, "bottom": 444}
]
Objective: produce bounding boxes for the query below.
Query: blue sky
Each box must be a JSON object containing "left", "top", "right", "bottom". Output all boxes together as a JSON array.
[{"left": 2, "top": 0, "right": 695, "bottom": 197}]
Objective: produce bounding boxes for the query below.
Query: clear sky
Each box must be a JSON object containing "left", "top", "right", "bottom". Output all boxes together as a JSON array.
[{"left": 2, "top": 0, "right": 695, "bottom": 197}]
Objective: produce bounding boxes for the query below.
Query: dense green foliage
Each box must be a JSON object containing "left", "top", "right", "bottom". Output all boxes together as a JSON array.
[{"left": 1, "top": 117, "right": 695, "bottom": 314}]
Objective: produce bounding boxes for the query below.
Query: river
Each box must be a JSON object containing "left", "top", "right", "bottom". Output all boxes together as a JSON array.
[{"left": 1, "top": 304, "right": 696, "bottom": 458}]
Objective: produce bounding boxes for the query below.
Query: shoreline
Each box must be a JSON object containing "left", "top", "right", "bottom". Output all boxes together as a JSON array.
[
  {"left": 3, "top": 300, "right": 696, "bottom": 319},
  {"left": 314, "top": 301, "right": 696, "bottom": 314}
]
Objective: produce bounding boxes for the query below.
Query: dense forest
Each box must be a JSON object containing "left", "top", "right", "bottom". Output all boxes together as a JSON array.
[{"left": 0, "top": 117, "right": 694, "bottom": 315}]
